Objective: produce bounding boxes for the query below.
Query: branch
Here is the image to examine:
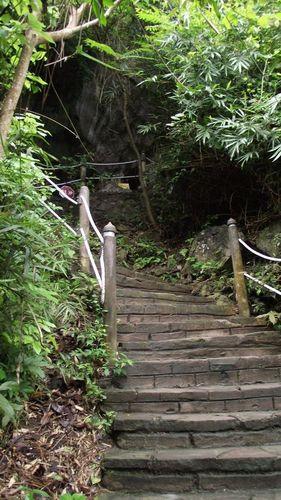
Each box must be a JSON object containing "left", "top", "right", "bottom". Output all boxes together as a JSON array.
[{"left": 37, "top": 0, "right": 122, "bottom": 44}]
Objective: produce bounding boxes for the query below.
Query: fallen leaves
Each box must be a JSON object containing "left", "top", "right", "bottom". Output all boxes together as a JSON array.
[{"left": 0, "top": 388, "right": 110, "bottom": 498}]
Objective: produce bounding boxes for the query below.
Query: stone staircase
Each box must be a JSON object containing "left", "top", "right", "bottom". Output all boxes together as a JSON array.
[{"left": 101, "top": 267, "right": 281, "bottom": 497}]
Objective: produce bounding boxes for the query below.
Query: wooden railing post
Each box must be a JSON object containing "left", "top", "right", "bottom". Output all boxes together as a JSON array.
[
  {"left": 79, "top": 184, "right": 90, "bottom": 273},
  {"left": 227, "top": 218, "right": 250, "bottom": 317},
  {"left": 103, "top": 222, "right": 117, "bottom": 356}
]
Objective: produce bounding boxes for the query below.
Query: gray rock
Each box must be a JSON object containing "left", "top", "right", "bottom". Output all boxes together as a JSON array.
[
  {"left": 189, "top": 225, "right": 232, "bottom": 267},
  {"left": 256, "top": 221, "right": 281, "bottom": 258}
]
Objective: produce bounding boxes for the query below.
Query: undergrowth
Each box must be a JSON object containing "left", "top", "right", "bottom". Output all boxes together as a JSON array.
[{"left": 0, "top": 113, "right": 128, "bottom": 431}]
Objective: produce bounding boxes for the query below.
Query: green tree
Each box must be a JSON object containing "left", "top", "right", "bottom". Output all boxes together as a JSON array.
[{"left": 0, "top": 0, "right": 122, "bottom": 157}]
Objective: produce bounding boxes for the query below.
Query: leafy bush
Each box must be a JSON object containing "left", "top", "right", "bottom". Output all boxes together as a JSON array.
[{"left": 0, "top": 113, "right": 117, "bottom": 427}]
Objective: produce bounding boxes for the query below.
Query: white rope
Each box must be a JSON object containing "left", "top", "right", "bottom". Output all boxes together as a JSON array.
[
  {"left": 244, "top": 272, "right": 281, "bottom": 296},
  {"left": 40, "top": 200, "right": 77, "bottom": 236},
  {"left": 80, "top": 228, "right": 102, "bottom": 288},
  {"left": 239, "top": 239, "right": 281, "bottom": 262},
  {"left": 100, "top": 246, "right": 105, "bottom": 304},
  {"left": 79, "top": 195, "right": 104, "bottom": 243},
  {"left": 42, "top": 174, "right": 78, "bottom": 205}
]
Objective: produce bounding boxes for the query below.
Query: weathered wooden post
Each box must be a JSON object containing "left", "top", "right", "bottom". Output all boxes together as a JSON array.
[
  {"left": 227, "top": 218, "right": 250, "bottom": 317},
  {"left": 79, "top": 184, "right": 90, "bottom": 273},
  {"left": 103, "top": 222, "right": 117, "bottom": 356}
]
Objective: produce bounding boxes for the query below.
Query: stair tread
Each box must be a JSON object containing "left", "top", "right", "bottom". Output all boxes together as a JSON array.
[
  {"left": 106, "top": 382, "right": 281, "bottom": 402},
  {"left": 114, "top": 410, "right": 281, "bottom": 431},
  {"left": 98, "top": 490, "right": 281, "bottom": 500},
  {"left": 120, "top": 331, "right": 281, "bottom": 351},
  {"left": 118, "top": 316, "right": 267, "bottom": 333},
  {"left": 104, "top": 443, "right": 281, "bottom": 469}
]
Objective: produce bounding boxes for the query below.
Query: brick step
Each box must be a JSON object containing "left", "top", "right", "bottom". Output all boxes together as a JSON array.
[
  {"left": 117, "top": 288, "right": 213, "bottom": 303},
  {"left": 127, "top": 346, "right": 281, "bottom": 361},
  {"left": 102, "top": 469, "right": 281, "bottom": 494},
  {"left": 117, "top": 274, "right": 192, "bottom": 293},
  {"left": 118, "top": 316, "right": 266, "bottom": 334},
  {"left": 120, "top": 331, "right": 281, "bottom": 352},
  {"left": 118, "top": 326, "right": 271, "bottom": 343},
  {"left": 103, "top": 382, "right": 281, "bottom": 413},
  {"left": 98, "top": 490, "right": 281, "bottom": 500},
  {"left": 117, "top": 302, "right": 235, "bottom": 316}
]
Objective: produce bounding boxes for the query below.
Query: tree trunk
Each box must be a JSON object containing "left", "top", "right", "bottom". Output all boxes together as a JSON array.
[
  {"left": 0, "top": 30, "right": 37, "bottom": 158},
  {"left": 122, "top": 86, "right": 160, "bottom": 233}
]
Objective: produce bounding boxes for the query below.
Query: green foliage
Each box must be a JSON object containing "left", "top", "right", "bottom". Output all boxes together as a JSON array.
[
  {"left": 117, "top": 235, "right": 167, "bottom": 270},
  {"left": 0, "top": 113, "right": 119, "bottom": 427},
  {"left": 132, "top": 0, "right": 281, "bottom": 166}
]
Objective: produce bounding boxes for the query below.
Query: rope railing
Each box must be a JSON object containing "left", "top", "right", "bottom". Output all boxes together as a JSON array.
[
  {"left": 239, "top": 238, "right": 281, "bottom": 263},
  {"left": 244, "top": 272, "right": 281, "bottom": 297},
  {"left": 79, "top": 194, "right": 104, "bottom": 244},
  {"left": 40, "top": 175, "right": 107, "bottom": 304},
  {"left": 227, "top": 218, "right": 280, "bottom": 317},
  {"left": 80, "top": 227, "right": 103, "bottom": 289}
]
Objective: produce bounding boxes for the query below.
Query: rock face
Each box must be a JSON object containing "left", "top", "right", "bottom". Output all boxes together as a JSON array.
[
  {"left": 75, "top": 75, "right": 154, "bottom": 162},
  {"left": 189, "top": 225, "right": 231, "bottom": 266},
  {"left": 256, "top": 221, "right": 281, "bottom": 257}
]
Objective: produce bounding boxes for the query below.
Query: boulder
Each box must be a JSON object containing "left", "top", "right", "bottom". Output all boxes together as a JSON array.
[
  {"left": 256, "top": 221, "right": 281, "bottom": 258},
  {"left": 189, "top": 225, "right": 231, "bottom": 267}
]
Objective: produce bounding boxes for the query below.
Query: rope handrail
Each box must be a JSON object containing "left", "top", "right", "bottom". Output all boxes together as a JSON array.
[
  {"left": 42, "top": 174, "right": 78, "bottom": 205},
  {"left": 40, "top": 200, "right": 77, "bottom": 236},
  {"left": 79, "top": 194, "right": 104, "bottom": 244},
  {"left": 244, "top": 272, "right": 281, "bottom": 297},
  {"left": 239, "top": 238, "right": 281, "bottom": 263},
  {"left": 80, "top": 228, "right": 102, "bottom": 289}
]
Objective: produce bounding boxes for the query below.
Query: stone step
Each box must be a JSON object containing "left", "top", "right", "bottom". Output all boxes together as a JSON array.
[
  {"left": 103, "top": 382, "right": 281, "bottom": 413},
  {"left": 103, "top": 354, "right": 281, "bottom": 389},
  {"left": 126, "top": 354, "right": 281, "bottom": 377},
  {"left": 115, "top": 410, "right": 281, "bottom": 449},
  {"left": 117, "top": 274, "right": 192, "bottom": 293},
  {"left": 118, "top": 313, "right": 236, "bottom": 324},
  {"left": 116, "top": 427, "right": 281, "bottom": 450},
  {"left": 114, "top": 410, "right": 281, "bottom": 433},
  {"left": 117, "top": 302, "right": 234, "bottom": 316},
  {"left": 98, "top": 490, "right": 281, "bottom": 500},
  {"left": 127, "top": 346, "right": 281, "bottom": 361},
  {"left": 102, "top": 469, "right": 281, "bottom": 494},
  {"left": 104, "top": 444, "right": 281, "bottom": 473},
  {"left": 119, "top": 331, "right": 281, "bottom": 352},
  {"left": 117, "top": 287, "right": 213, "bottom": 303},
  {"left": 118, "top": 316, "right": 266, "bottom": 334},
  {"left": 118, "top": 326, "right": 270, "bottom": 343}
]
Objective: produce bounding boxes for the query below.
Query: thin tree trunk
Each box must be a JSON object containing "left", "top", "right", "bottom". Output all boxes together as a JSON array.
[
  {"left": 122, "top": 86, "right": 160, "bottom": 232},
  {"left": 0, "top": 30, "right": 37, "bottom": 157}
]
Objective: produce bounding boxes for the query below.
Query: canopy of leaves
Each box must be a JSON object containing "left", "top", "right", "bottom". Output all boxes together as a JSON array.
[{"left": 130, "top": 0, "right": 281, "bottom": 165}]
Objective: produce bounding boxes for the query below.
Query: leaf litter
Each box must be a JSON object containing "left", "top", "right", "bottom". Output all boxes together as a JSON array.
[{"left": 0, "top": 387, "right": 110, "bottom": 498}]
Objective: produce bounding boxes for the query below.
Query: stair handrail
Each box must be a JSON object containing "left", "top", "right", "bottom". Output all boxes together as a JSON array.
[
  {"left": 227, "top": 218, "right": 281, "bottom": 316},
  {"left": 42, "top": 174, "right": 117, "bottom": 357}
]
